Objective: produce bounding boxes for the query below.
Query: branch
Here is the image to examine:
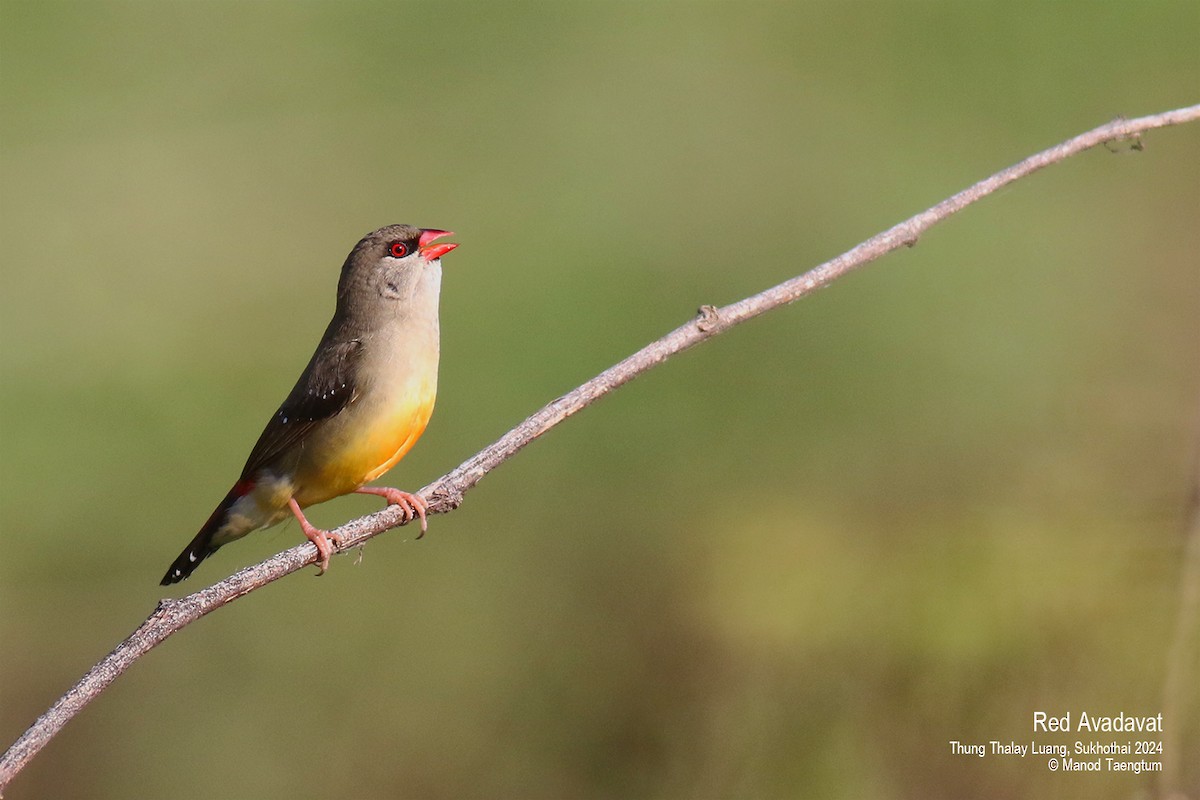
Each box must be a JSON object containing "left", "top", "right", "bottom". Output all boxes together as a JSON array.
[{"left": 3, "top": 103, "right": 1198, "bottom": 793}]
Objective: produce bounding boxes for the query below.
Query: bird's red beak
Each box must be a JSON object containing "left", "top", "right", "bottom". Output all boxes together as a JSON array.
[{"left": 418, "top": 229, "right": 458, "bottom": 261}]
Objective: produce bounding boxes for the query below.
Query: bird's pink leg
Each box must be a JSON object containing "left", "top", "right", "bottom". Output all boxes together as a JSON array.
[
  {"left": 355, "top": 487, "right": 429, "bottom": 538},
  {"left": 288, "top": 498, "right": 345, "bottom": 575}
]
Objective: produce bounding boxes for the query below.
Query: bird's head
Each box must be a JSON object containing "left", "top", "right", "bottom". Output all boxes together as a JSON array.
[{"left": 336, "top": 224, "right": 458, "bottom": 317}]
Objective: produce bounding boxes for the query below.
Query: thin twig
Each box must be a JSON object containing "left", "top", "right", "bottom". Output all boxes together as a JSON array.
[
  {"left": 3, "top": 104, "right": 1198, "bottom": 793},
  {"left": 1159, "top": 396, "right": 1200, "bottom": 798}
]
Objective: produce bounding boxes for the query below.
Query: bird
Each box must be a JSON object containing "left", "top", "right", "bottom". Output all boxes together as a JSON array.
[{"left": 160, "top": 224, "right": 457, "bottom": 585}]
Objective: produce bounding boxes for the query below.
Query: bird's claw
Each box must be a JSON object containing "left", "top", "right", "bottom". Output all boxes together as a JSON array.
[
  {"left": 356, "top": 487, "right": 429, "bottom": 537},
  {"left": 385, "top": 489, "right": 428, "bottom": 537},
  {"left": 289, "top": 497, "right": 345, "bottom": 576},
  {"left": 305, "top": 527, "right": 345, "bottom": 576}
]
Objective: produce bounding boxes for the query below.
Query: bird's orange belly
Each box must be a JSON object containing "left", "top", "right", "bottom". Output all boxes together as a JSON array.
[{"left": 293, "top": 389, "right": 436, "bottom": 507}]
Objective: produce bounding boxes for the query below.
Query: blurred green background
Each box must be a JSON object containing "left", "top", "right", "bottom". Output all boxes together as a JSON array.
[{"left": 2, "top": 1, "right": 1198, "bottom": 798}]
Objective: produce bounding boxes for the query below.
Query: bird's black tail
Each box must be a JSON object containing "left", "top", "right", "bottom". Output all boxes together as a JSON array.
[
  {"left": 160, "top": 484, "right": 245, "bottom": 585},
  {"left": 160, "top": 531, "right": 220, "bottom": 586}
]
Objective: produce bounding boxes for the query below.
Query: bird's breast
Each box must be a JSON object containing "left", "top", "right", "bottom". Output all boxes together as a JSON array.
[{"left": 292, "top": 322, "right": 439, "bottom": 506}]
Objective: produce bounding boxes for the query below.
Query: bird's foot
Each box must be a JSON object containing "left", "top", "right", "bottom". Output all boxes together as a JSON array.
[
  {"left": 355, "top": 487, "right": 429, "bottom": 537},
  {"left": 288, "top": 498, "right": 345, "bottom": 575}
]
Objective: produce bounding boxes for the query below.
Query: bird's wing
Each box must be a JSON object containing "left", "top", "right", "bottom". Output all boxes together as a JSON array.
[{"left": 240, "top": 337, "right": 365, "bottom": 477}]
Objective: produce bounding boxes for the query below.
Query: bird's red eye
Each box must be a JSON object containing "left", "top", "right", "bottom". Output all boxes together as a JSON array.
[{"left": 389, "top": 242, "right": 408, "bottom": 258}]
